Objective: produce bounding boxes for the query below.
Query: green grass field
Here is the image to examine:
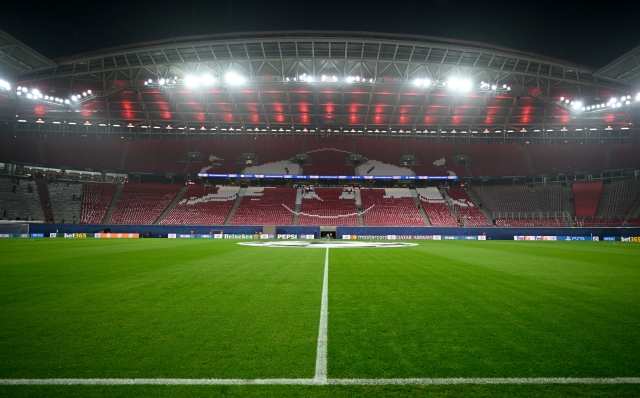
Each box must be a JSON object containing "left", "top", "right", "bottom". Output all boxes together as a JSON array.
[{"left": 0, "top": 239, "right": 639, "bottom": 397}]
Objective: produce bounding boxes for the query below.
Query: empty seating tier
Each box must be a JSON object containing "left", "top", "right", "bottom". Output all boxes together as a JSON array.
[
  {"left": 124, "top": 140, "right": 199, "bottom": 173},
  {"left": 496, "top": 220, "right": 563, "bottom": 227},
  {"left": 229, "top": 187, "right": 296, "bottom": 225},
  {"left": 108, "top": 183, "right": 182, "bottom": 224},
  {"left": 458, "top": 143, "right": 529, "bottom": 176},
  {"left": 355, "top": 138, "right": 405, "bottom": 165},
  {"left": 528, "top": 145, "right": 606, "bottom": 175},
  {"left": 361, "top": 188, "right": 426, "bottom": 226},
  {"left": 186, "top": 138, "right": 252, "bottom": 175},
  {"left": 416, "top": 187, "right": 458, "bottom": 226},
  {"left": 160, "top": 185, "right": 239, "bottom": 225},
  {"left": 608, "top": 144, "right": 640, "bottom": 170},
  {"left": 0, "top": 178, "right": 45, "bottom": 221},
  {"left": 535, "top": 185, "right": 563, "bottom": 212},
  {"left": 0, "top": 136, "right": 40, "bottom": 164},
  {"left": 297, "top": 188, "right": 359, "bottom": 226},
  {"left": 303, "top": 150, "right": 355, "bottom": 176},
  {"left": 80, "top": 182, "right": 117, "bottom": 224},
  {"left": 406, "top": 141, "right": 469, "bottom": 176},
  {"left": 253, "top": 137, "right": 303, "bottom": 164},
  {"left": 49, "top": 182, "right": 83, "bottom": 223},
  {"left": 447, "top": 187, "right": 492, "bottom": 227},
  {"left": 472, "top": 185, "right": 536, "bottom": 213},
  {"left": 43, "top": 138, "right": 125, "bottom": 171},
  {"left": 600, "top": 179, "right": 640, "bottom": 218}
]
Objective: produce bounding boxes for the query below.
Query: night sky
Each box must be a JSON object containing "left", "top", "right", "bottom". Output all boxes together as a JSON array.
[{"left": 2, "top": 0, "right": 639, "bottom": 68}]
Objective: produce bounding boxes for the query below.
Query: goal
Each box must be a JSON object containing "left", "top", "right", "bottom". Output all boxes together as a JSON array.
[{"left": 0, "top": 223, "right": 30, "bottom": 237}]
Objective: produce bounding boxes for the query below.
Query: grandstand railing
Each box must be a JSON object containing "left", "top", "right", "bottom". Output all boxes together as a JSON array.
[{"left": 493, "top": 211, "right": 570, "bottom": 221}]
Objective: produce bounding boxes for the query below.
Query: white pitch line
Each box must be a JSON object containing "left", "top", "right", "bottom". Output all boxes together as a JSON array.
[
  {"left": 314, "top": 247, "right": 329, "bottom": 383},
  {"left": 0, "top": 378, "right": 639, "bottom": 385}
]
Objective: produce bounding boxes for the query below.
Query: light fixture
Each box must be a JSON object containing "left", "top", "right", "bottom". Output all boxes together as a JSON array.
[{"left": 226, "top": 73, "right": 245, "bottom": 85}]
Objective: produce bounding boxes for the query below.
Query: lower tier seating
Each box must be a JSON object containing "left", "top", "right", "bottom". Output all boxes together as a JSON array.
[
  {"left": 49, "top": 182, "right": 83, "bottom": 224},
  {"left": 447, "top": 187, "right": 492, "bottom": 227},
  {"left": 496, "top": 219, "right": 564, "bottom": 227},
  {"left": 361, "top": 188, "right": 425, "bottom": 226},
  {"left": 416, "top": 187, "right": 458, "bottom": 227},
  {"left": 573, "top": 181, "right": 603, "bottom": 217},
  {"left": 535, "top": 185, "right": 563, "bottom": 212},
  {"left": 297, "top": 188, "right": 359, "bottom": 226},
  {"left": 81, "top": 182, "right": 117, "bottom": 224},
  {"left": 229, "top": 187, "right": 296, "bottom": 225},
  {"left": 471, "top": 185, "right": 536, "bottom": 213},
  {"left": 160, "top": 185, "right": 239, "bottom": 225},
  {"left": 0, "top": 178, "right": 45, "bottom": 221},
  {"left": 108, "top": 183, "right": 182, "bottom": 224}
]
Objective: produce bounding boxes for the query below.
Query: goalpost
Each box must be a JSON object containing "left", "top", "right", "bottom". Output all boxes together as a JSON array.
[{"left": 0, "top": 223, "right": 30, "bottom": 237}]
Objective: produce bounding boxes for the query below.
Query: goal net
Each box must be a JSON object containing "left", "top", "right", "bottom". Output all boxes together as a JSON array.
[{"left": 0, "top": 223, "right": 29, "bottom": 237}]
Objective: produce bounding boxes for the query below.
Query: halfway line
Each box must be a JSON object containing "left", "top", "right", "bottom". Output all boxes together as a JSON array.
[
  {"left": 314, "top": 247, "right": 329, "bottom": 383},
  {"left": 0, "top": 378, "right": 638, "bottom": 385}
]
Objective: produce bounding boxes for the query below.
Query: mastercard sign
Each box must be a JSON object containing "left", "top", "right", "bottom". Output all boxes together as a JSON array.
[{"left": 95, "top": 233, "right": 139, "bottom": 239}]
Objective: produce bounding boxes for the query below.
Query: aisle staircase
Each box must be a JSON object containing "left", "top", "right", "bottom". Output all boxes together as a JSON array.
[
  {"left": 34, "top": 178, "right": 54, "bottom": 221},
  {"left": 102, "top": 184, "right": 124, "bottom": 223},
  {"left": 153, "top": 185, "right": 189, "bottom": 224},
  {"left": 410, "top": 188, "right": 431, "bottom": 226},
  {"left": 223, "top": 187, "right": 246, "bottom": 225},
  {"left": 118, "top": 141, "right": 131, "bottom": 171}
]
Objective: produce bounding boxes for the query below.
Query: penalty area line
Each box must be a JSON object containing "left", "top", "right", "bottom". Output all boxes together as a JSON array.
[
  {"left": 0, "top": 378, "right": 639, "bottom": 385},
  {"left": 314, "top": 247, "right": 329, "bottom": 383}
]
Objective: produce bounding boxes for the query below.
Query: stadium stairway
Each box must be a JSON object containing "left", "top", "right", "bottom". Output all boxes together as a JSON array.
[
  {"left": 102, "top": 184, "right": 124, "bottom": 223},
  {"left": 523, "top": 144, "right": 535, "bottom": 174},
  {"left": 35, "top": 178, "right": 54, "bottom": 221},
  {"left": 37, "top": 140, "right": 46, "bottom": 164},
  {"left": 355, "top": 189, "right": 364, "bottom": 226},
  {"left": 595, "top": 182, "right": 612, "bottom": 218},
  {"left": 410, "top": 188, "right": 432, "bottom": 226},
  {"left": 223, "top": 187, "right": 246, "bottom": 225},
  {"left": 529, "top": 187, "right": 545, "bottom": 213},
  {"left": 562, "top": 186, "right": 575, "bottom": 226},
  {"left": 292, "top": 188, "right": 303, "bottom": 225},
  {"left": 604, "top": 146, "right": 611, "bottom": 169},
  {"left": 118, "top": 141, "right": 131, "bottom": 171},
  {"left": 153, "top": 185, "right": 189, "bottom": 224}
]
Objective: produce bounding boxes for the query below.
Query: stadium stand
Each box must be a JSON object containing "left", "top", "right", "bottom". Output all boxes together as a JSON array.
[
  {"left": 244, "top": 160, "right": 301, "bottom": 175},
  {"left": 626, "top": 219, "right": 640, "bottom": 227},
  {"left": 360, "top": 188, "right": 426, "bottom": 226},
  {"left": 458, "top": 143, "right": 529, "bottom": 176},
  {"left": 528, "top": 144, "right": 606, "bottom": 174},
  {"left": 535, "top": 185, "right": 563, "bottom": 212},
  {"left": 303, "top": 137, "right": 355, "bottom": 175},
  {"left": 0, "top": 178, "right": 45, "bottom": 221},
  {"left": 496, "top": 219, "right": 563, "bottom": 227},
  {"left": 354, "top": 138, "right": 404, "bottom": 165},
  {"left": 80, "top": 182, "right": 117, "bottom": 224},
  {"left": 297, "top": 188, "right": 359, "bottom": 226},
  {"left": 356, "top": 160, "right": 413, "bottom": 176},
  {"left": 43, "top": 138, "right": 125, "bottom": 171},
  {"left": 160, "top": 185, "right": 239, "bottom": 225},
  {"left": 187, "top": 138, "right": 252, "bottom": 174},
  {"left": 600, "top": 179, "right": 640, "bottom": 218},
  {"left": 108, "top": 183, "right": 182, "bottom": 224},
  {"left": 229, "top": 187, "right": 296, "bottom": 225},
  {"left": 573, "top": 181, "right": 603, "bottom": 217},
  {"left": 405, "top": 140, "right": 469, "bottom": 176},
  {"left": 124, "top": 140, "right": 199, "bottom": 173},
  {"left": 447, "top": 187, "right": 492, "bottom": 226},
  {"left": 608, "top": 144, "right": 640, "bottom": 170},
  {"left": 49, "top": 182, "right": 83, "bottom": 223},
  {"left": 253, "top": 137, "right": 303, "bottom": 164},
  {"left": 471, "top": 185, "right": 536, "bottom": 213},
  {"left": 0, "top": 136, "right": 41, "bottom": 164},
  {"left": 416, "top": 187, "right": 458, "bottom": 226}
]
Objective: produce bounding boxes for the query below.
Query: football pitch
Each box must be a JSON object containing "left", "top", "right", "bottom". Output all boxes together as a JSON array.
[{"left": 0, "top": 239, "right": 639, "bottom": 397}]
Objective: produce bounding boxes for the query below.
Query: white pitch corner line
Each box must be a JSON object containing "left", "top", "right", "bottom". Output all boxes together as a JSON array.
[
  {"left": 0, "top": 378, "right": 639, "bottom": 386},
  {"left": 314, "top": 247, "right": 329, "bottom": 384}
]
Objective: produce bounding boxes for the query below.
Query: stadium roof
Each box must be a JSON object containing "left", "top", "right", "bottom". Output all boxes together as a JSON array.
[{"left": 1, "top": 31, "right": 639, "bottom": 135}]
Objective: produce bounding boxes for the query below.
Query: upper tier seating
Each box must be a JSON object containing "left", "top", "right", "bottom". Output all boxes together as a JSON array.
[
  {"left": 573, "top": 181, "right": 603, "bottom": 217},
  {"left": 471, "top": 185, "right": 536, "bottom": 213},
  {"left": 600, "top": 179, "right": 640, "bottom": 218},
  {"left": 528, "top": 145, "right": 606, "bottom": 175},
  {"left": 229, "top": 187, "right": 296, "bottom": 225},
  {"left": 0, "top": 136, "right": 40, "bottom": 164},
  {"left": 356, "top": 160, "right": 413, "bottom": 176},
  {"left": 49, "top": 182, "right": 83, "bottom": 223},
  {"left": 253, "top": 137, "right": 303, "bottom": 164},
  {"left": 160, "top": 185, "right": 239, "bottom": 225},
  {"left": 43, "top": 138, "right": 125, "bottom": 171},
  {"left": 303, "top": 137, "right": 355, "bottom": 175},
  {"left": 360, "top": 188, "right": 426, "bottom": 226},
  {"left": 535, "top": 185, "right": 563, "bottom": 212},
  {"left": 244, "top": 160, "right": 301, "bottom": 175},
  {"left": 608, "top": 144, "right": 640, "bottom": 170},
  {"left": 0, "top": 178, "right": 45, "bottom": 221},
  {"left": 447, "top": 187, "right": 492, "bottom": 227},
  {"left": 108, "top": 183, "right": 182, "bottom": 224},
  {"left": 458, "top": 143, "right": 529, "bottom": 176},
  {"left": 416, "top": 187, "right": 458, "bottom": 226},
  {"left": 297, "top": 188, "right": 359, "bottom": 226},
  {"left": 186, "top": 138, "right": 252, "bottom": 174},
  {"left": 81, "top": 182, "right": 117, "bottom": 224},
  {"left": 355, "top": 138, "right": 405, "bottom": 165},
  {"left": 405, "top": 141, "right": 469, "bottom": 176},
  {"left": 124, "top": 140, "right": 199, "bottom": 173}
]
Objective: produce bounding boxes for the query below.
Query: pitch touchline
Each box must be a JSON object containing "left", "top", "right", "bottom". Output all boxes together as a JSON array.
[
  {"left": 1, "top": 378, "right": 638, "bottom": 385},
  {"left": 314, "top": 247, "right": 329, "bottom": 382}
]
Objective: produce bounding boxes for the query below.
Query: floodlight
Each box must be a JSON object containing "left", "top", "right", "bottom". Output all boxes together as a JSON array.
[
  {"left": 460, "top": 79, "right": 472, "bottom": 91},
  {"left": 447, "top": 77, "right": 459, "bottom": 89},
  {"left": 636, "top": 93, "right": 640, "bottom": 101},
  {"left": 158, "top": 78, "right": 166, "bottom": 85},
  {"left": 184, "top": 76, "right": 197, "bottom": 87},
  {"left": 491, "top": 85, "right": 497, "bottom": 90},
  {"left": 87, "top": 90, "right": 92, "bottom": 94},
  {"left": 201, "top": 74, "right": 215, "bottom": 85},
  {"left": 226, "top": 73, "right": 245, "bottom": 85},
  {"left": 64, "top": 99, "right": 70, "bottom": 104}
]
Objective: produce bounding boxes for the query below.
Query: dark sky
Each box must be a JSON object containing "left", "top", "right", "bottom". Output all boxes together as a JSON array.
[{"left": 2, "top": 0, "right": 639, "bottom": 67}]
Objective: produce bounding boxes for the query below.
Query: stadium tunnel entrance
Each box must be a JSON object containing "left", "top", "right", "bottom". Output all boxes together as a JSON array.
[{"left": 320, "top": 226, "right": 337, "bottom": 239}]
